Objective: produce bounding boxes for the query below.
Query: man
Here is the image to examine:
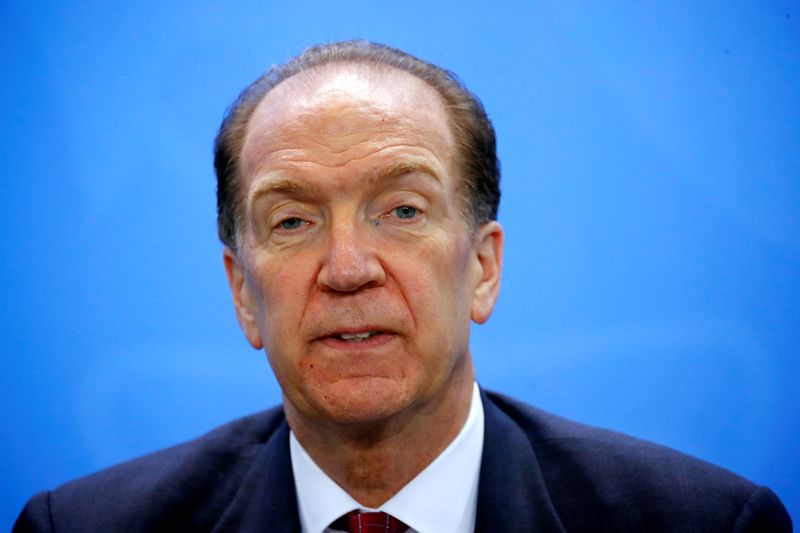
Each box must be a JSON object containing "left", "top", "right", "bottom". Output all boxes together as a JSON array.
[{"left": 15, "top": 41, "right": 791, "bottom": 532}]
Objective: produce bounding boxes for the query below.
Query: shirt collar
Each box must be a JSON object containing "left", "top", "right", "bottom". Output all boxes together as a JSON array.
[{"left": 290, "top": 382, "right": 485, "bottom": 533}]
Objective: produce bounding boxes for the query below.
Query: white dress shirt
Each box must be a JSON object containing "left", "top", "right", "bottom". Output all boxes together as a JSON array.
[{"left": 290, "top": 382, "right": 485, "bottom": 533}]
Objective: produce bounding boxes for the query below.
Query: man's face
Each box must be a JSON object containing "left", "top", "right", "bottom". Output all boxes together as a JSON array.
[{"left": 225, "top": 65, "right": 502, "bottom": 426}]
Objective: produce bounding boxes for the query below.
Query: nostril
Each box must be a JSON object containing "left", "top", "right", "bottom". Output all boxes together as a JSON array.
[{"left": 318, "top": 255, "right": 385, "bottom": 292}]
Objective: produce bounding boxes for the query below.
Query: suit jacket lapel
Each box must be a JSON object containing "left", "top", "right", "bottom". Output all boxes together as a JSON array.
[
  {"left": 476, "top": 390, "right": 566, "bottom": 532},
  {"left": 209, "top": 392, "right": 566, "bottom": 532},
  {"left": 212, "top": 415, "right": 301, "bottom": 533}
]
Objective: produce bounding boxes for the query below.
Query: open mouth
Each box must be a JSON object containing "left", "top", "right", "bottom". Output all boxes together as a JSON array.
[{"left": 332, "top": 330, "right": 383, "bottom": 343}]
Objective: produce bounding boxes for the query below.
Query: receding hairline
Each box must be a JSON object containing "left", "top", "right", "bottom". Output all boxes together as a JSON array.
[
  {"left": 243, "top": 61, "right": 454, "bottom": 141},
  {"left": 275, "top": 59, "right": 445, "bottom": 90}
]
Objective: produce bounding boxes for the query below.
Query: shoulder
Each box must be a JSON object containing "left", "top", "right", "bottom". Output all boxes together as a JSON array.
[
  {"left": 14, "top": 406, "right": 288, "bottom": 533},
  {"left": 481, "top": 390, "right": 792, "bottom": 532}
]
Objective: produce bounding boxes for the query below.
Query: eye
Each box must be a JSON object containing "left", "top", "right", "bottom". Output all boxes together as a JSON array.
[
  {"left": 277, "top": 217, "right": 305, "bottom": 230},
  {"left": 392, "top": 205, "right": 418, "bottom": 219}
]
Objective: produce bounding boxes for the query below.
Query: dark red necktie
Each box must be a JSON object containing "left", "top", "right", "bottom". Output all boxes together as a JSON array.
[{"left": 332, "top": 510, "right": 409, "bottom": 533}]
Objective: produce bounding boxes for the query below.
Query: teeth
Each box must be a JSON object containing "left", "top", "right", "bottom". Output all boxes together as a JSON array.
[{"left": 339, "top": 330, "right": 378, "bottom": 342}]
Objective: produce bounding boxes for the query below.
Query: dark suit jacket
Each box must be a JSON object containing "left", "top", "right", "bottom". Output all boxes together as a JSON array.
[{"left": 15, "top": 390, "right": 792, "bottom": 532}]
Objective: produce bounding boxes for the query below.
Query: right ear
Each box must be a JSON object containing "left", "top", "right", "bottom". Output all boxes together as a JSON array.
[{"left": 223, "top": 247, "right": 264, "bottom": 350}]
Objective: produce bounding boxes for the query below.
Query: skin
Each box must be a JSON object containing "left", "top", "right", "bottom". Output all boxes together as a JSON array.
[{"left": 224, "top": 64, "right": 503, "bottom": 506}]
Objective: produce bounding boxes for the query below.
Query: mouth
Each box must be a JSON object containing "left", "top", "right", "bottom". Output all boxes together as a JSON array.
[
  {"left": 317, "top": 328, "right": 396, "bottom": 348},
  {"left": 333, "top": 330, "right": 383, "bottom": 343}
]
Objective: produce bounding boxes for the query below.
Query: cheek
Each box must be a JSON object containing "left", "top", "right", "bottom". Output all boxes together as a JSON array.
[
  {"left": 252, "top": 256, "right": 315, "bottom": 332},
  {"left": 256, "top": 262, "right": 312, "bottom": 393},
  {"left": 395, "top": 236, "right": 474, "bottom": 329}
]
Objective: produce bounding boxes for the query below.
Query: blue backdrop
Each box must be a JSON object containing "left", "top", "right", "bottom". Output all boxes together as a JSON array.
[{"left": 2, "top": 0, "right": 798, "bottom": 528}]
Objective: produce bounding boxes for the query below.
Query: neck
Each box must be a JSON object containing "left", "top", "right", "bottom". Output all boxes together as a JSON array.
[{"left": 285, "top": 360, "right": 475, "bottom": 508}]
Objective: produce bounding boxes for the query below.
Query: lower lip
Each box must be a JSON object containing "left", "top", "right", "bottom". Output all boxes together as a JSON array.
[{"left": 318, "top": 332, "right": 396, "bottom": 349}]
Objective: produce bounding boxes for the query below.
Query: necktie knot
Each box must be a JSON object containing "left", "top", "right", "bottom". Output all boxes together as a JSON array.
[{"left": 332, "top": 510, "right": 409, "bottom": 533}]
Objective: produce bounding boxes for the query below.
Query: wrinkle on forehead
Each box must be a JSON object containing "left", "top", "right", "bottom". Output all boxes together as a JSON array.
[{"left": 239, "top": 64, "right": 455, "bottom": 180}]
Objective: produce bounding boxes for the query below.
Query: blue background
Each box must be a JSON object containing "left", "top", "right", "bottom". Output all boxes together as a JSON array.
[{"left": 2, "top": 0, "right": 798, "bottom": 528}]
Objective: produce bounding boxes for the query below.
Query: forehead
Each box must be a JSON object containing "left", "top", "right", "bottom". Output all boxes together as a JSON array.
[{"left": 239, "top": 64, "right": 455, "bottom": 179}]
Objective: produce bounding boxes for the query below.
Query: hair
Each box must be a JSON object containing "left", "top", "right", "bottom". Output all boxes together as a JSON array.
[{"left": 214, "top": 40, "right": 500, "bottom": 251}]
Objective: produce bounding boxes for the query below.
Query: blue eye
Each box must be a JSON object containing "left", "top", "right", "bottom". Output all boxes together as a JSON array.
[
  {"left": 393, "top": 206, "right": 417, "bottom": 219},
  {"left": 279, "top": 217, "right": 304, "bottom": 230}
]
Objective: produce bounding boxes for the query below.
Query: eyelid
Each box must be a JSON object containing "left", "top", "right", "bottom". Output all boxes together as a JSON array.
[
  {"left": 380, "top": 188, "right": 427, "bottom": 207},
  {"left": 269, "top": 203, "right": 317, "bottom": 232},
  {"left": 274, "top": 215, "right": 307, "bottom": 230},
  {"left": 386, "top": 203, "right": 420, "bottom": 213},
  {"left": 378, "top": 198, "right": 426, "bottom": 223}
]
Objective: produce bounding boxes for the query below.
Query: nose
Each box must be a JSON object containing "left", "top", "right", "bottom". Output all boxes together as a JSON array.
[{"left": 316, "top": 220, "right": 386, "bottom": 292}]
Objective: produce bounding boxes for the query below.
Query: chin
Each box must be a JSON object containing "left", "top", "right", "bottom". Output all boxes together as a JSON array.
[{"left": 309, "top": 376, "right": 415, "bottom": 425}]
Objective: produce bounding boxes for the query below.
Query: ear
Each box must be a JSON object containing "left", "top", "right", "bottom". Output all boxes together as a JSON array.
[
  {"left": 223, "top": 247, "right": 264, "bottom": 349},
  {"left": 470, "top": 221, "right": 503, "bottom": 324}
]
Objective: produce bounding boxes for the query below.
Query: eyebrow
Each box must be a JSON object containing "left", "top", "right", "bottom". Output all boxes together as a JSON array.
[
  {"left": 372, "top": 161, "right": 442, "bottom": 185},
  {"left": 249, "top": 177, "right": 323, "bottom": 204},
  {"left": 249, "top": 160, "right": 443, "bottom": 204}
]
